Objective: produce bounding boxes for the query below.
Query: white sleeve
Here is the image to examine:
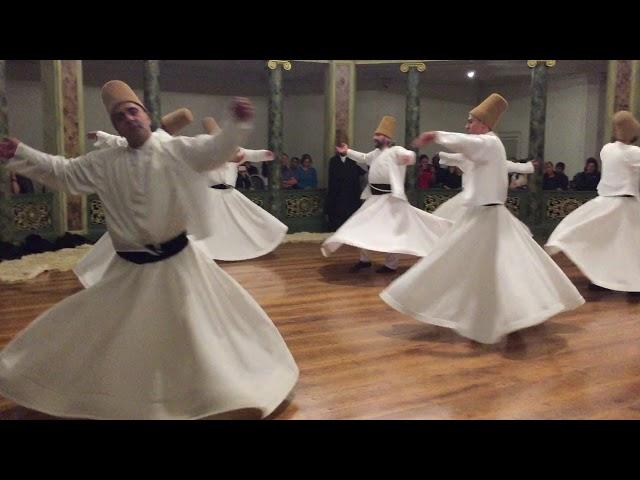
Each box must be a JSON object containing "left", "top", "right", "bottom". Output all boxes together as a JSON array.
[
  {"left": 240, "top": 148, "right": 273, "bottom": 163},
  {"left": 3, "top": 143, "right": 101, "bottom": 195},
  {"left": 94, "top": 131, "right": 128, "bottom": 149},
  {"left": 628, "top": 146, "right": 640, "bottom": 168},
  {"left": 505, "top": 160, "right": 534, "bottom": 174},
  {"left": 391, "top": 146, "right": 416, "bottom": 166},
  {"left": 439, "top": 152, "right": 469, "bottom": 170},
  {"left": 434, "top": 131, "right": 488, "bottom": 160},
  {"left": 163, "top": 120, "right": 252, "bottom": 172},
  {"left": 347, "top": 148, "right": 380, "bottom": 166}
]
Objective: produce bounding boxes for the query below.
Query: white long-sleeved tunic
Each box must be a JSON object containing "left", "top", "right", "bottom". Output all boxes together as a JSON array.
[
  {"left": 434, "top": 131, "right": 533, "bottom": 206},
  {"left": 346, "top": 145, "right": 415, "bottom": 201},
  {"left": 3, "top": 122, "right": 251, "bottom": 252},
  {"left": 597, "top": 141, "right": 640, "bottom": 197}
]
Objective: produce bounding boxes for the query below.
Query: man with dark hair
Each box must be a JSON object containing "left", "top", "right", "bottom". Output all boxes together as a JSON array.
[
  {"left": 573, "top": 157, "right": 601, "bottom": 190},
  {"left": 324, "top": 132, "right": 367, "bottom": 231},
  {"left": 322, "top": 116, "right": 451, "bottom": 273},
  {"left": 554, "top": 162, "right": 569, "bottom": 190}
]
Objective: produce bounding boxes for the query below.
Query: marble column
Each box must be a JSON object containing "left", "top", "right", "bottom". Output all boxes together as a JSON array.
[
  {"left": 604, "top": 60, "right": 640, "bottom": 142},
  {"left": 401, "top": 62, "right": 425, "bottom": 206},
  {"left": 325, "top": 61, "right": 356, "bottom": 163},
  {"left": 0, "top": 60, "right": 12, "bottom": 241},
  {"left": 527, "top": 60, "right": 555, "bottom": 223},
  {"left": 143, "top": 60, "right": 162, "bottom": 131},
  {"left": 41, "top": 60, "right": 86, "bottom": 234},
  {"left": 267, "top": 60, "right": 291, "bottom": 220}
]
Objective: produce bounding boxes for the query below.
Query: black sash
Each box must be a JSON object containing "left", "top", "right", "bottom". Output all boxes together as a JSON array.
[
  {"left": 116, "top": 231, "right": 189, "bottom": 265},
  {"left": 370, "top": 183, "right": 392, "bottom": 195},
  {"left": 211, "top": 184, "right": 232, "bottom": 190}
]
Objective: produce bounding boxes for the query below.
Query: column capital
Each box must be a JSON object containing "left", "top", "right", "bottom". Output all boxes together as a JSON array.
[
  {"left": 400, "top": 62, "right": 426, "bottom": 73},
  {"left": 527, "top": 60, "right": 556, "bottom": 68},
  {"left": 267, "top": 60, "right": 292, "bottom": 71}
]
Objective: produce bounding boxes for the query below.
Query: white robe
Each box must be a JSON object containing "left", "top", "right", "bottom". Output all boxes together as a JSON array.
[
  {"left": 0, "top": 123, "right": 299, "bottom": 420},
  {"left": 75, "top": 132, "right": 287, "bottom": 287},
  {"left": 380, "top": 131, "right": 584, "bottom": 344},
  {"left": 434, "top": 152, "right": 534, "bottom": 236},
  {"left": 321, "top": 146, "right": 452, "bottom": 257},
  {"left": 193, "top": 161, "right": 288, "bottom": 261},
  {"left": 545, "top": 141, "right": 640, "bottom": 291}
]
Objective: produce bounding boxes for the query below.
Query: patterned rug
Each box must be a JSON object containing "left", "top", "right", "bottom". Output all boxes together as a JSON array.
[{"left": 0, "top": 232, "right": 332, "bottom": 283}]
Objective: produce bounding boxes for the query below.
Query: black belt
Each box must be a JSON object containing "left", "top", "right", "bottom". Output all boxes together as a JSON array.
[
  {"left": 370, "top": 183, "right": 392, "bottom": 195},
  {"left": 210, "top": 184, "right": 232, "bottom": 190},
  {"left": 116, "top": 231, "right": 189, "bottom": 265},
  {"left": 482, "top": 203, "right": 501, "bottom": 206}
]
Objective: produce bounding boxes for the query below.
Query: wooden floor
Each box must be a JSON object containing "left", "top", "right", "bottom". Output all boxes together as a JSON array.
[{"left": 1, "top": 242, "right": 640, "bottom": 420}]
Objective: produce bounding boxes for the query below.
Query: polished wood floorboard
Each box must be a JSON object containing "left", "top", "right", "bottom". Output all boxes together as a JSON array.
[{"left": 1, "top": 243, "right": 639, "bottom": 420}]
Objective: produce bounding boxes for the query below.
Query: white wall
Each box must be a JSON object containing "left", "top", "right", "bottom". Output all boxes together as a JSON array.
[
  {"left": 5, "top": 80, "right": 44, "bottom": 150},
  {"left": 5, "top": 67, "right": 606, "bottom": 184},
  {"left": 355, "top": 90, "right": 406, "bottom": 151},
  {"left": 283, "top": 93, "right": 325, "bottom": 187},
  {"left": 486, "top": 81, "right": 531, "bottom": 159},
  {"left": 354, "top": 89, "right": 474, "bottom": 159},
  {"left": 419, "top": 96, "right": 475, "bottom": 158},
  {"left": 482, "top": 73, "right": 606, "bottom": 176}
]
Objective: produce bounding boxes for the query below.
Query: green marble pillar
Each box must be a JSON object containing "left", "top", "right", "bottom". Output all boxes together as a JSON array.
[
  {"left": 267, "top": 60, "right": 290, "bottom": 220},
  {"left": 0, "top": 60, "right": 12, "bottom": 242},
  {"left": 527, "top": 60, "right": 554, "bottom": 223},
  {"left": 402, "top": 63, "right": 425, "bottom": 207},
  {"left": 143, "top": 60, "right": 162, "bottom": 131}
]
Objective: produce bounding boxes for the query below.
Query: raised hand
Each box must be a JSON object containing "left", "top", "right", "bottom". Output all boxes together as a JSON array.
[
  {"left": 230, "top": 97, "right": 254, "bottom": 122},
  {"left": 336, "top": 143, "right": 348, "bottom": 155},
  {"left": 232, "top": 148, "right": 246, "bottom": 164},
  {"left": 412, "top": 131, "right": 437, "bottom": 148},
  {"left": 0, "top": 137, "right": 20, "bottom": 159}
]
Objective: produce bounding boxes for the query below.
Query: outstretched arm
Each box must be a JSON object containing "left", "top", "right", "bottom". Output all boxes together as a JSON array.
[
  {"left": 0, "top": 137, "right": 100, "bottom": 195},
  {"left": 506, "top": 160, "right": 535, "bottom": 174},
  {"left": 164, "top": 97, "right": 255, "bottom": 172},
  {"left": 339, "top": 144, "right": 380, "bottom": 167},
  {"left": 391, "top": 146, "right": 416, "bottom": 166},
  {"left": 235, "top": 148, "right": 274, "bottom": 164},
  {"left": 414, "top": 131, "right": 487, "bottom": 160},
  {"left": 438, "top": 152, "right": 469, "bottom": 170},
  {"left": 89, "top": 131, "right": 128, "bottom": 149}
]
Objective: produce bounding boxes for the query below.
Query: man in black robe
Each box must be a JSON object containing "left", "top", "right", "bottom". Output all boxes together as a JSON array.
[{"left": 324, "top": 133, "right": 367, "bottom": 232}]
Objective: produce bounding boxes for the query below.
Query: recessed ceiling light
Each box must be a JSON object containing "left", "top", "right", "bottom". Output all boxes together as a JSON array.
[{"left": 467, "top": 70, "right": 476, "bottom": 79}]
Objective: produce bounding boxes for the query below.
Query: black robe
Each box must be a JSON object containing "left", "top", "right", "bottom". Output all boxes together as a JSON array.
[{"left": 324, "top": 154, "right": 366, "bottom": 231}]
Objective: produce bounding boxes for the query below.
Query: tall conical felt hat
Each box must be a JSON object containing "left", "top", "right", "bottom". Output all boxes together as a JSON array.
[
  {"left": 469, "top": 93, "right": 508, "bottom": 130},
  {"left": 101, "top": 80, "right": 146, "bottom": 115},
  {"left": 202, "top": 116, "right": 221, "bottom": 135},
  {"left": 374, "top": 115, "right": 396, "bottom": 139},
  {"left": 161, "top": 108, "right": 193, "bottom": 135}
]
